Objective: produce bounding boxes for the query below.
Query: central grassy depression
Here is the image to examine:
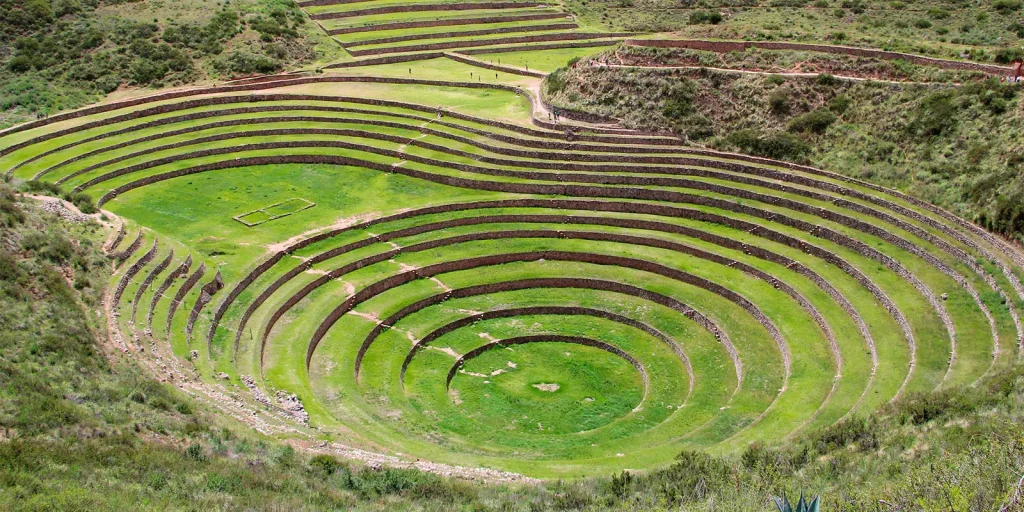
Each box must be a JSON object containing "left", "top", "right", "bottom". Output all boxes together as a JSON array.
[{"left": 449, "top": 341, "right": 645, "bottom": 435}]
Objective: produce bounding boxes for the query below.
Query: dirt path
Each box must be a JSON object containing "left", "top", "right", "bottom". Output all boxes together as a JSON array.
[{"left": 590, "top": 62, "right": 962, "bottom": 85}]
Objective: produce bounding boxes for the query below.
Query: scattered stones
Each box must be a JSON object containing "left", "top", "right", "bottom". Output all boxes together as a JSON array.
[
  {"left": 34, "top": 197, "right": 91, "bottom": 223},
  {"left": 241, "top": 375, "right": 274, "bottom": 409},
  {"left": 276, "top": 391, "right": 310, "bottom": 425}
]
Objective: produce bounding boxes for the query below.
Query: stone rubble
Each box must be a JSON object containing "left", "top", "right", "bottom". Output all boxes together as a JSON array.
[
  {"left": 276, "top": 391, "right": 310, "bottom": 425},
  {"left": 37, "top": 198, "right": 91, "bottom": 223}
]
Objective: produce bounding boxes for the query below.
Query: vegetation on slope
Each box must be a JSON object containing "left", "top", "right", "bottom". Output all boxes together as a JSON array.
[
  {"left": 0, "top": 0, "right": 334, "bottom": 128},
  {"left": 545, "top": 48, "right": 1024, "bottom": 239},
  {"left": 567, "top": 0, "right": 1024, "bottom": 62}
]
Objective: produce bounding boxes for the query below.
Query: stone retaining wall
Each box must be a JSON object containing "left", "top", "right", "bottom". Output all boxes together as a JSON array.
[
  {"left": 166, "top": 263, "right": 206, "bottom": 336},
  {"left": 446, "top": 334, "right": 646, "bottom": 387},
  {"left": 237, "top": 211, "right": 840, "bottom": 381},
  {"left": 324, "top": 54, "right": 446, "bottom": 69},
  {"left": 77, "top": 131, "right": 996, "bottom": 335},
  {"left": 113, "top": 239, "right": 159, "bottom": 311},
  {"left": 444, "top": 52, "right": 547, "bottom": 78},
  {"left": 186, "top": 272, "right": 224, "bottom": 341},
  {"left": 111, "top": 230, "right": 143, "bottom": 265},
  {"left": 149, "top": 255, "right": 192, "bottom": 332},
  {"left": 139, "top": 159, "right": 914, "bottom": 368},
  {"left": 345, "top": 23, "right": 578, "bottom": 48},
  {"left": 395, "top": 305, "right": 690, "bottom": 385},
  {"left": 6, "top": 85, "right": 624, "bottom": 166},
  {"left": 309, "top": 2, "right": 544, "bottom": 21},
  {"left": 325, "top": 13, "right": 567, "bottom": 35},
  {"left": 133, "top": 250, "right": 174, "bottom": 324},
  {"left": 107, "top": 222, "right": 126, "bottom": 252},
  {"left": 348, "top": 33, "right": 632, "bottom": 57},
  {"left": 306, "top": 254, "right": 748, "bottom": 379}
]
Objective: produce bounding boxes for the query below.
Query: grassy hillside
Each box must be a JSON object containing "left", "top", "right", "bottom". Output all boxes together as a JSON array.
[
  {"left": 545, "top": 46, "right": 1024, "bottom": 239},
  {"left": 0, "top": 0, "right": 339, "bottom": 128},
  {"left": 567, "top": 0, "right": 1024, "bottom": 61}
]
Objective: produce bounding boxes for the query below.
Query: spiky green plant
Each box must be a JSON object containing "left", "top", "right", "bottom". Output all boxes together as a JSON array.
[{"left": 773, "top": 492, "right": 820, "bottom": 512}]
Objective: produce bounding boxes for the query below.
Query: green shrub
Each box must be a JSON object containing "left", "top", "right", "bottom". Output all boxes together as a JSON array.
[
  {"left": 22, "top": 231, "right": 74, "bottom": 264},
  {"left": 8, "top": 55, "right": 34, "bottom": 72},
  {"left": 651, "top": 450, "right": 733, "bottom": 504},
  {"left": 309, "top": 454, "right": 343, "bottom": 475},
  {"left": 354, "top": 468, "right": 420, "bottom": 498},
  {"left": 63, "top": 192, "right": 96, "bottom": 214},
  {"left": 815, "top": 73, "right": 838, "bottom": 86},
  {"left": 994, "top": 46, "right": 1024, "bottom": 63},
  {"left": 993, "top": 0, "right": 1022, "bottom": 13},
  {"left": 894, "top": 390, "right": 971, "bottom": 425},
  {"left": 22, "top": 180, "right": 62, "bottom": 196},
  {"left": 0, "top": 249, "right": 23, "bottom": 282},
  {"left": 688, "top": 10, "right": 723, "bottom": 24},
  {"left": 909, "top": 90, "right": 956, "bottom": 137},
  {"left": 545, "top": 69, "right": 567, "bottom": 95},
  {"left": 0, "top": 187, "right": 24, "bottom": 226},
  {"left": 788, "top": 109, "right": 838, "bottom": 134},
  {"left": 185, "top": 443, "right": 207, "bottom": 462},
  {"left": 724, "top": 129, "right": 811, "bottom": 161},
  {"left": 213, "top": 51, "right": 280, "bottom": 76},
  {"left": 914, "top": 18, "right": 933, "bottom": 29},
  {"left": 662, "top": 88, "right": 696, "bottom": 118},
  {"left": 811, "top": 417, "right": 880, "bottom": 452},
  {"left": 769, "top": 87, "right": 792, "bottom": 114}
]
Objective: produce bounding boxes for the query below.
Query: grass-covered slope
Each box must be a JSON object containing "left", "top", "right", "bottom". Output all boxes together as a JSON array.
[
  {"left": 567, "top": 0, "right": 1024, "bottom": 63},
  {"left": 544, "top": 45, "right": 1024, "bottom": 240}
]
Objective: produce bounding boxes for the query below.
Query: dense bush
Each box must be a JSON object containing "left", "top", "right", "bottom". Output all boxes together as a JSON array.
[
  {"left": 64, "top": 192, "right": 97, "bottom": 214},
  {"left": 787, "top": 109, "right": 837, "bottom": 134},
  {"left": 995, "top": 46, "right": 1024, "bottom": 63},
  {"left": 688, "top": 10, "right": 723, "bottom": 24},
  {"left": 214, "top": 51, "right": 280, "bottom": 75},
  {"left": 810, "top": 417, "right": 881, "bottom": 452},
  {"left": 0, "top": 0, "right": 316, "bottom": 126},
  {"left": 724, "top": 129, "right": 811, "bottom": 160},
  {"left": 993, "top": 0, "right": 1022, "bottom": 13},
  {"left": 769, "top": 86, "right": 792, "bottom": 114},
  {"left": 22, "top": 180, "right": 61, "bottom": 196}
]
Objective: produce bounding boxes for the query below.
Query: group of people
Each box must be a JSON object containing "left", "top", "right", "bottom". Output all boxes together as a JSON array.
[{"left": 1007, "top": 59, "right": 1024, "bottom": 83}]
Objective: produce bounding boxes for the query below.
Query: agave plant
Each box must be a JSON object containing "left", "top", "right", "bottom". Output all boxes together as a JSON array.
[{"left": 773, "top": 492, "right": 820, "bottom": 512}]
